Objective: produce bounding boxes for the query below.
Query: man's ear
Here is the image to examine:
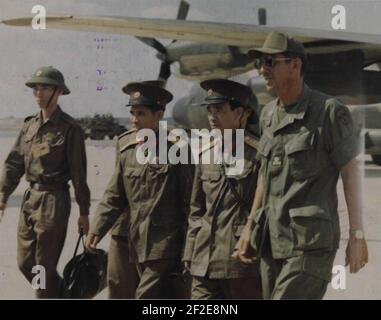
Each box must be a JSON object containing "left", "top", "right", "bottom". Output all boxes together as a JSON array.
[
  {"left": 234, "top": 106, "right": 245, "bottom": 118},
  {"left": 244, "top": 108, "right": 252, "bottom": 117},
  {"left": 238, "top": 108, "right": 252, "bottom": 128},
  {"left": 294, "top": 57, "right": 302, "bottom": 74}
]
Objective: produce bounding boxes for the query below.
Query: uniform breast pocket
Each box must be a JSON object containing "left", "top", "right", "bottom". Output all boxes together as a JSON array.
[
  {"left": 43, "top": 134, "right": 65, "bottom": 159},
  {"left": 289, "top": 205, "right": 334, "bottom": 252},
  {"left": 147, "top": 164, "right": 169, "bottom": 179},
  {"left": 285, "top": 131, "right": 319, "bottom": 180},
  {"left": 23, "top": 124, "right": 38, "bottom": 147},
  {"left": 124, "top": 167, "right": 142, "bottom": 180},
  {"left": 258, "top": 134, "right": 272, "bottom": 160},
  {"left": 257, "top": 134, "right": 272, "bottom": 173},
  {"left": 200, "top": 170, "right": 222, "bottom": 194},
  {"left": 226, "top": 165, "right": 255, "bottom": 210},
  {"left": 33, "top": 134, "right": 65, "bottom": 163},
  {"left": 225, "top": 157, "right": 256, "bottom": 180}
]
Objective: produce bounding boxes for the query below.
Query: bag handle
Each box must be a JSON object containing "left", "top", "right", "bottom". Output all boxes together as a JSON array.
[{"left": 72, "top": 230, "right": 87, "bottom": 259}]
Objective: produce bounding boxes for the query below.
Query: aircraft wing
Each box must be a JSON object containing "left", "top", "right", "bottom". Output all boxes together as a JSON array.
[{"left": 3, "top": 15, "right": 381, "bottom": 48}]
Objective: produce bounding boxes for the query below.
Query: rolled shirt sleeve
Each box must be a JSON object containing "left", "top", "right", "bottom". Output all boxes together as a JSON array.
[{"left": 325, "top": 100, "right": 361, "bottom": 169}]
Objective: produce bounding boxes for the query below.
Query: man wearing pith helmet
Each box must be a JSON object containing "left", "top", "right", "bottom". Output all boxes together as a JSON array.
[
  {"left": 0, "top": 66, "right": 90, "bottom": 298},
  {"left": 233, "top": 31, "right": 368, "bottom": 299},
  {"left": 183, "top": 79, "right": 262, "bottom": 299},
  {"left": 86, "top": 80, "right": 194, "bottom": 299}
]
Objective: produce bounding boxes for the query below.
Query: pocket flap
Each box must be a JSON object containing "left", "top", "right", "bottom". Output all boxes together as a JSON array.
[
  {"left": 200, "top": 171, "right": 221, "bottom": 181},
  {"left": 227, "top": 167, "right": 252, "bottom": 180},
  {"left": 48, "top": 134, "right": 65, "bottom": 146},
  {"left": 124, "top": 167, "right": 142, "bottom": 177},
  {"left": 24, "top": 132, "right": 36, "bottom": 142},
  {"left": 258, "top": 135, "right": 272, "bottom": 157},
  {"left": 289, "top": 205, "right": 331, "bottom": 221},
  {"left": 191, "top": 219, "right": 203, "bottom": 229},
  {"left": 285, "top": 131, "right": 314, "bottom": 155},
  {"left": 148, "top": 164, "right": 169, "bottom": 174}
]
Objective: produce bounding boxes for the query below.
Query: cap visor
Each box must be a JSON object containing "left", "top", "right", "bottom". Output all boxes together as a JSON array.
[
  {"left": 201, "top": 98, "right": 227, "bottom": 106},
  {"left": 248, "top": 47, "right": 285, "bottom": 58}
]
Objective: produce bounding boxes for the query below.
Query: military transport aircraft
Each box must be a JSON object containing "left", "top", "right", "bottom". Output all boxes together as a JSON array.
[{"left": 3, "top": 1, "right": 381, "bottom": 163}]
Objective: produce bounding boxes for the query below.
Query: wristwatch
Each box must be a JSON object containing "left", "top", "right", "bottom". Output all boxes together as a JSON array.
[{"left": 350, "top": 229, "right": 365, "bottom": 240}]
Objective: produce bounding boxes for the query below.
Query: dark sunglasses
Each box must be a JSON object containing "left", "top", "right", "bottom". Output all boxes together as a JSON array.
[{"left": 254, "top": 56, "right": 293, "bottom": 69}]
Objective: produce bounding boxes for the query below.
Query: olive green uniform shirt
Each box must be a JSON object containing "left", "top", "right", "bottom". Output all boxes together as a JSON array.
[
  {"left": 184, "top": 131, "right": 259, "bottom": 279},
  {"left": 92, "top": 129, "right": 193, "bottom": 263},
  {"left": 0, "top": 106, "right": 90, "bottom": 215},
  {"left": 253, "top": 85, "right": 361, "bottom": 259}
]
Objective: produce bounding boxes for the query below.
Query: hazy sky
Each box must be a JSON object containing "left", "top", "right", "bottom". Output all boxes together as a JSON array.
[{"left": 0, "top": 0, "right": 380, "bottom": 118}]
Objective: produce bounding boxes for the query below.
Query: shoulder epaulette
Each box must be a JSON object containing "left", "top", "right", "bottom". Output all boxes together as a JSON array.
[
  {"left": 118, "top": 128, "right": 136, "bottom": 140},
  {"left": 119, "top": 129, "right": 138, "bottom": 152}
]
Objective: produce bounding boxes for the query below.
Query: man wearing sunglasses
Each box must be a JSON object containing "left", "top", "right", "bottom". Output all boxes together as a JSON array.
[{"left": 233, "top": 32, "right": 368, "bottom": 299}]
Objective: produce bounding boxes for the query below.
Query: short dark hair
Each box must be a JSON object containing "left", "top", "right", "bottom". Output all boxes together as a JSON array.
[
  {"left": 150, "top": 105, "right": 165, "bottom": 113},
  {"left": 228, "top": 100, "right": 257, "bottom": 125},
  {"left": 228, "top": 99, "right": 244, "bottom": 110}
]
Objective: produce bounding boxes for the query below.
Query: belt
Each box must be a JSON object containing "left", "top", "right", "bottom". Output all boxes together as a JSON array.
[{"left": 30, "top": 182, "right": 69, "bottom": 192}]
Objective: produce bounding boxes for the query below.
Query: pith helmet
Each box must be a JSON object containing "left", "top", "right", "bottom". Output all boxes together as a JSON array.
[{"left": 26, "top": 66, "right": 70, "bottom": 95}]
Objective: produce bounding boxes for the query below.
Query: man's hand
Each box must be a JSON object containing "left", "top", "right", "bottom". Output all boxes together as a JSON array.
[
  {"left": 232, "top": 223, "right": 257, "bottom": 264},
  {"left": 85, "top": 233, "right": 100, "bottom": 254},
  {"left": 345, "top": 236, "right": 368, "bottom": 273},
  {"left": 0, "top": 202, "right": 6, "bottom": 223},
  {"left": 78, "top": 215, "right": 89, "bottom": 235},
  {"left": 341, "top": 158, "right": 367, "bottom": 273}
]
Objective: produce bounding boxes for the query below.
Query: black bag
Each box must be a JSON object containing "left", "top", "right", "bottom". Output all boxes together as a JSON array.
[{"left": 61, "top": 233, "right": 108, "bottom": 299}]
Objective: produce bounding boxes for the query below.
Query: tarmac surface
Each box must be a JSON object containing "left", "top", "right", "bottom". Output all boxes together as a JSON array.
[{"left": 0, "top": 136, "right": 379, "bottom": 300}]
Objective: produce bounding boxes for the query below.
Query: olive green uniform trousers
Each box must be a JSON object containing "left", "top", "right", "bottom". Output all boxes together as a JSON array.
[
  {"left": 107, "top": 235, "right": 139, "bottom": 299},
  {"left": 17, "top": 188, "right": 71, "bottom": 298}
]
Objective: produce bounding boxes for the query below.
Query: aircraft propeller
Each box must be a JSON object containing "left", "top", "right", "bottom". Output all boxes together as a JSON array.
[{"left": 135, "top": 0, "right": 190, "bottom": 83}]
